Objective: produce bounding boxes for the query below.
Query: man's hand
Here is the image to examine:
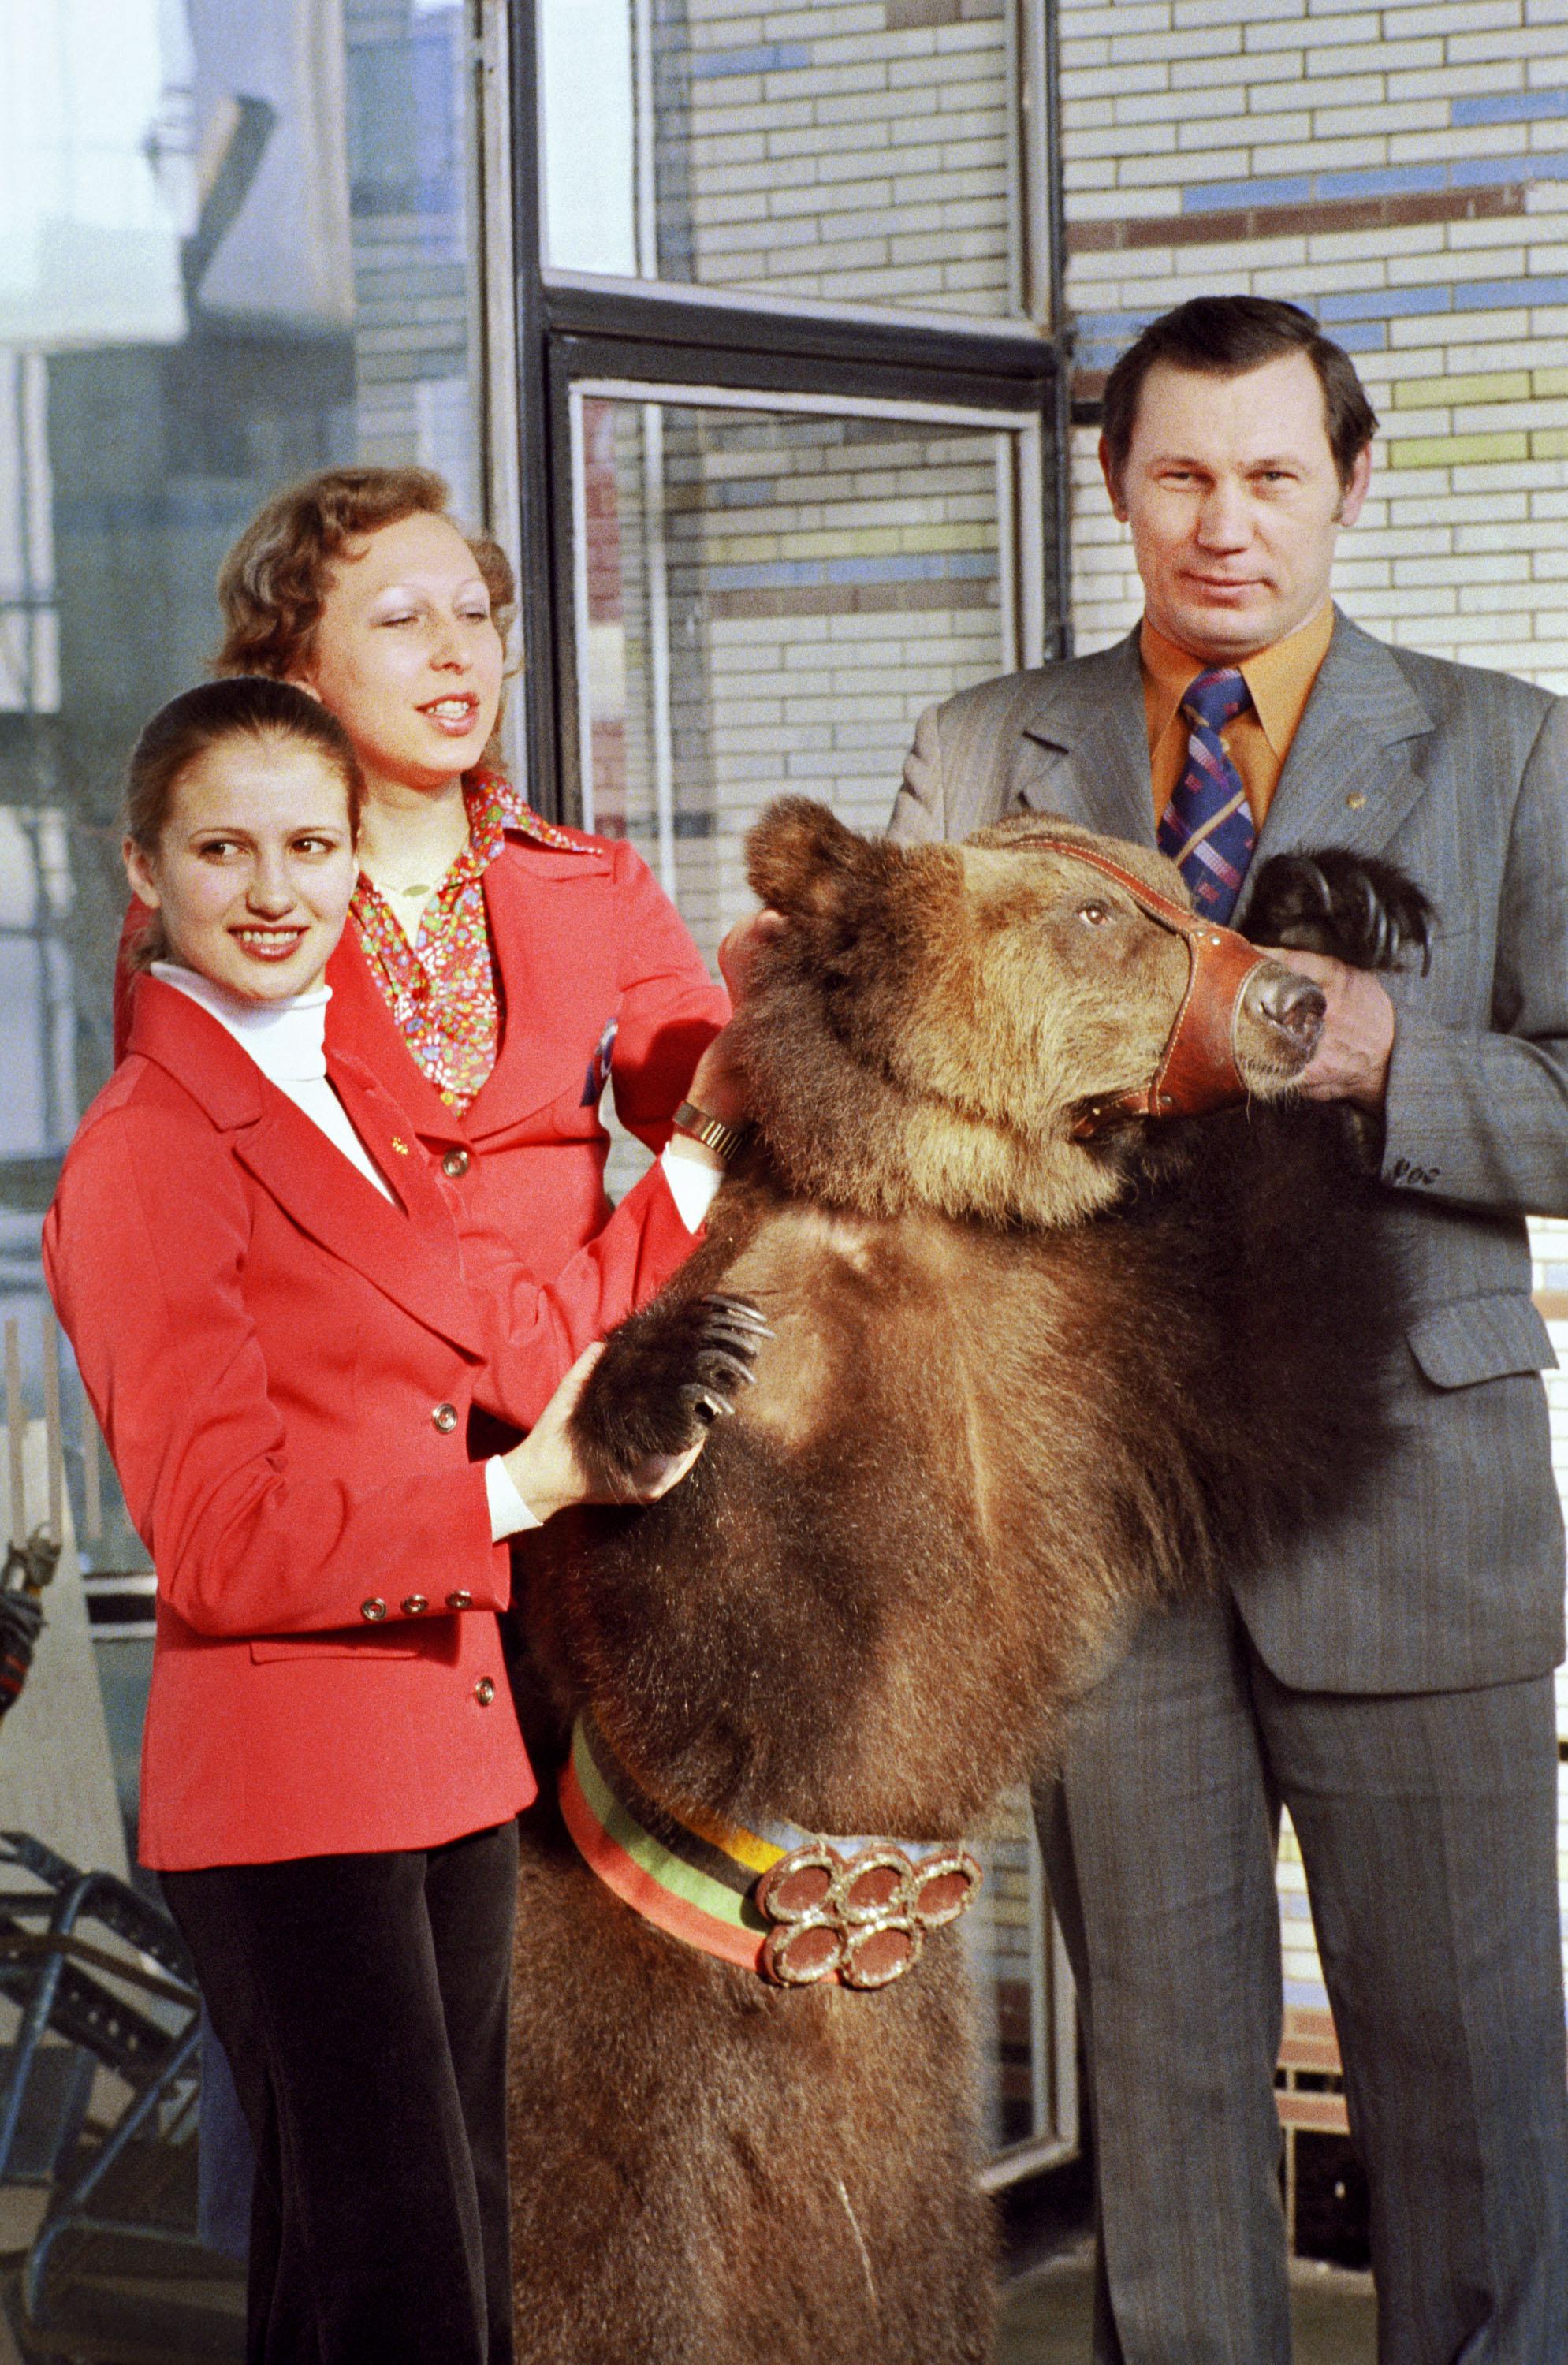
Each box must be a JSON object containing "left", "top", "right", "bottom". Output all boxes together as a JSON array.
[{"left": 1258, "top": 946, "right": 1396, "bottom": 1112}]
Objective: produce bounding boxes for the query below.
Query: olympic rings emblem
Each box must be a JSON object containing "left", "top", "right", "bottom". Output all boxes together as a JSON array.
[{"left": 755, "top": 1842, "right": 984, "bottom": 1990}]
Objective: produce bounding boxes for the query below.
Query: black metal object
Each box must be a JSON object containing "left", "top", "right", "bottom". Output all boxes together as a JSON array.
[
  {"left": 0, "top": 1836, "right": 193, "bottom": 2112},
  {"left": 0, "top": 1834, "right": 242, "bottom": 2361},
  {"left": 545, "top": 277, "right": 1064, "bottom": 392},
  {"left": 1292, "top": 2129, "right": 1372, "bottom": 2271},
  {"left": 0, "top": 1537, "right": 58, "bottom": 1719}
]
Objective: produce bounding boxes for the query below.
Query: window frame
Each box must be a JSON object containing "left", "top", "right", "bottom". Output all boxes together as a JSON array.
[{"left": 508, "top": 2, "right": 1071, "bottom": 827}]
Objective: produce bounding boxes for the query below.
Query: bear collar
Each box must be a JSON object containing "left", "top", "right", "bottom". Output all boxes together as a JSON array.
[{"left": 560, "top": 1711, "right": 982, "bottom": 1991}]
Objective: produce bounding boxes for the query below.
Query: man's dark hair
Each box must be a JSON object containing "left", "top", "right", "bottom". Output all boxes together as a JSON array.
[{"left": 1100, "top": 297, "right": 1379, "bottom": 494}]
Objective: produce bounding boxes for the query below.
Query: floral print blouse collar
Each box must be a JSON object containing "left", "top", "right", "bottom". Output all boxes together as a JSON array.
[{"left": 349, "top": 771, "right": 589, "bottom": 1112}]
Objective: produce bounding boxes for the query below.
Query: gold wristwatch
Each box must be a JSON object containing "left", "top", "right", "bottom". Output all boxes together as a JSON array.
[{"left": 671, "top": 1100, "right": 749, "bottom": 1166}]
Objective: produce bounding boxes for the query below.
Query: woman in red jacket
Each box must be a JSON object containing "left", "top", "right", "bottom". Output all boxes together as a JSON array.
[
  {"left": 121, "top": 465, "right": 750, "bottom": 1314},
  {"left": 50, "top": 676, "right": 760, "bottom": 2365}
]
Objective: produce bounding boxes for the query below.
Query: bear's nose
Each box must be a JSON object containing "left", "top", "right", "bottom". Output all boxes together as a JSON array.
[{"left": 1248, "top": 964, "right": 1326, "bottom": 1050}]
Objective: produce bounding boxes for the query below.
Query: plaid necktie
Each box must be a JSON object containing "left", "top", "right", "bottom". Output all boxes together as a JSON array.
[{"left": 1157, "top": 667, "right": 1255, "bottom": 923}]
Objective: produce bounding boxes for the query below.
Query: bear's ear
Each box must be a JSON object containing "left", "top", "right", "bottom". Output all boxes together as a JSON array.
[{"left": 746, "top": 797, "right": 877, "bottom": 920}]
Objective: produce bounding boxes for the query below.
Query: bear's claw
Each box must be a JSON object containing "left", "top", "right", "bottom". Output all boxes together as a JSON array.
[
  {"left": 571, "top": 1292, "right": 773, "bottom": 1477},
  {"left": 1244, "top": 849, "right": 1435, "bottom": 976}
]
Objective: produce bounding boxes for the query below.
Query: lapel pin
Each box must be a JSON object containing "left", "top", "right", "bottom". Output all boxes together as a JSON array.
[
  {"left": 1345, "top": 791, "right": 1366, "bottom": 810},
  {"left": 390, "top": 1136, "right": 411, "bottom": 1156}
]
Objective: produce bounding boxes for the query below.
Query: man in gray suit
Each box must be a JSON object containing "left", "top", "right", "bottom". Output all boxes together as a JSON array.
[{"left": 890, "top": 295, "right": 1568, "bottom": 2362}]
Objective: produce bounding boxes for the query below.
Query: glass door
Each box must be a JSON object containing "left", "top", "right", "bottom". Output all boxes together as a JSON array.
[
  {"left": 565, "top": 380, "right": 1045, "bottom": 959},
  {"left": 555, "top": 363, "right": 1077, "bottom": 2181}
]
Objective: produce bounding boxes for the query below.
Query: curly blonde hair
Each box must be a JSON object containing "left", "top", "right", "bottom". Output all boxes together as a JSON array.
[{"left": 214, "top": 466, "right": 516, "bottom": 681}]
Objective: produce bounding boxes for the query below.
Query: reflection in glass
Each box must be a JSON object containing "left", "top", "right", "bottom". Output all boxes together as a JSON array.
[
  {"left": 539, "top": 0, "right": 1031, "bottom": 322},
  {"left": 0, "top": 0, "right": 499, "bottom": 1630},
  {"left": 0, "top": 0, "right": 493, "bottom": 1232},
  {"left": 0, "top": 0, "right": 189, "bottom": 348},
  {"left": 962, "top": 1788, "right": 1071, "bottom": 2161},
  {"left": 573, "top": 393, "right": 1035, "bottom": 966}
]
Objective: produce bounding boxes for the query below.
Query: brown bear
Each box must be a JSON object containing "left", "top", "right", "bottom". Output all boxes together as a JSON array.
[{"left": 504, "top": 803, "right": 1421, "bottom": 2365}]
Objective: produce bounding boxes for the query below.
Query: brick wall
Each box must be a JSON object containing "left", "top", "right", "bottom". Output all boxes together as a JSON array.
[
  {"left": 582, "top": 397, "right": 1013, "bottom": 963},
  {"left": 647, "top": 0, "right": 1018, "bottom": 314},
  {"left": 1056, "top": 0, "right": 1568, "bottom": 687}
]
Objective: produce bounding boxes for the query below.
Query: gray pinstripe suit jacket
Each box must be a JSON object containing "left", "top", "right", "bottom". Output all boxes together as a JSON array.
[{"left": 889, "top": 609, "right": 1568, "bottom": 1693}]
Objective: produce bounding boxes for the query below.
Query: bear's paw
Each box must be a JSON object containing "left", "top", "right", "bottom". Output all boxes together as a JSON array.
[
  {"left": 1245, "top": 849, "right": 1435, "bottom": 974},
  {"left": 570, "top": 1292, "right": 772, "bottom": 1491}
]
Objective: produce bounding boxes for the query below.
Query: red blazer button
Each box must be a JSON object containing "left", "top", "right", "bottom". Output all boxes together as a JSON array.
[
  {"left": 474, "top": 1678, "right": 496, "bottom": 1707},
  {"left": 432, "top": 1402, "right": 458, "bottom": 1433},
  {"left": 446, "top": 1590, "right": 472, "bottom": 1611},
  {"left": 401, "top": 1595, "right": 427, "bottom": 1616},
  {"left": 360, "top": 1599, "right": 387, "bottom": 1622},
  {"left": 441, "top": 1148, "right": 471, "bottom": 1179}
]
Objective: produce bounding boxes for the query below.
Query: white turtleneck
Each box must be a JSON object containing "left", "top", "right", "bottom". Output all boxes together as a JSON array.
[
  {"left": 152, "top": 963, "right": 395, "bottom": 1203},
  {"left": 151, "top": 963, "right": 538, "bottom": 1538}
]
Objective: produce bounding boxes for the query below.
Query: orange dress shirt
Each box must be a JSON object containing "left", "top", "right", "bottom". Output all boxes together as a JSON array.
[{"left": 1142, "top": 602, "right": 1335, "bottom": 834}]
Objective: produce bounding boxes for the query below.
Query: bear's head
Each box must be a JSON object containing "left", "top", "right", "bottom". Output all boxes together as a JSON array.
[{"left": 735, "top": 799, "right": 1322, "bottom": 1231}]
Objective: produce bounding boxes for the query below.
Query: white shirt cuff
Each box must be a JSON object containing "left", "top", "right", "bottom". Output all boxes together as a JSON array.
[
  {"left": 659, "top": 1141, "right": 724, "bottom": 1232},
  {"left": 486, "top": 1454, "right": 542, "bottom": 1541}
]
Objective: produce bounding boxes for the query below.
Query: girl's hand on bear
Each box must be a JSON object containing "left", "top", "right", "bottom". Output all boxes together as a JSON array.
[
  {"left": 500, "top": 1344, "right": 703, "bottom": 1521},
  {"left": 567, "top": 1294, "right": 773, "bottom": 1500},
  {"left": 681, "top": 909, "right": 788, "bottom": 1138},
  {"left": 717, "top": 906, "right": 787, "bottom": 1004},
  {"left": 502, "top": 1298, "right": 773, "bottom": 1520},
  {"left": 500, "top": 1344, "right": 617, "bottom": 1523}
]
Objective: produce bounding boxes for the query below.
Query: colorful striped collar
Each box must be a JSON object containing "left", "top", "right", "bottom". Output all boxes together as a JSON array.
[{"left": 560, "top": 1711, "right": 982, "bottom": 1991}]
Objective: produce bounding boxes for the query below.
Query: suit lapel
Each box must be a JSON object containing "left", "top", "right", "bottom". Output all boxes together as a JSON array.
[
  {"left": 324, "top": 926, "right": 470, "bottom": 1147},
  {"left": 459, "top": 843, "right": 617, "bottom": 1138},
  {"left": 1001, "top": 616, "right": 1438, "bottom": 890},
  {"left": 1014, "top": 634, "right": 1156, "bottom": 846},
  {"left": 1246, "top": 610, "right": 1436, "bottom": 885},
  {"left": 326, "top": 844, "right": 616, "bottom": 1146},
  {"left": 130, "top": 981, "right": 484, "bottom": 1358}
]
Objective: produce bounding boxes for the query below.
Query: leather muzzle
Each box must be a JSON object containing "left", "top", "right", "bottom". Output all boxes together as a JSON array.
[{"left": 1033, "top": 840, "right": 1272, "bottom": 1140}]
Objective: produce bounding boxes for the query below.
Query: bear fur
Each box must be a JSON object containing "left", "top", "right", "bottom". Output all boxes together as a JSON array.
[{"left": 505, "top": 803, "right": 1420, "bottom": 2365}]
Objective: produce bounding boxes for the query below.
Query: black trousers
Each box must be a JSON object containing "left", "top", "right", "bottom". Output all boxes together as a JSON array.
[{"left": 162, "top": 1819, "right": 519, "bottom": 2365}]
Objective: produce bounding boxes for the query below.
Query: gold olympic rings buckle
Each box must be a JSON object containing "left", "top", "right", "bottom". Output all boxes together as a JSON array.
[{"left": 755, "top": 1841, "right": 984, "bottom": 1991}]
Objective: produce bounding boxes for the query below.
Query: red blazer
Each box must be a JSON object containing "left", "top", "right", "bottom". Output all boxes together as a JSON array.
[
  {"left": 45, "top": 979, "right": 687, "bottom": 1871},
  {"left": 117, "top": 824, "right": 730, "bottom": 1328}
]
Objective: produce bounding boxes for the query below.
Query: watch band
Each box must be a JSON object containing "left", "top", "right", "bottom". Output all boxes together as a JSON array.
[{"left": 672, "top": 1099, "right": 749, "bottom": 1166}]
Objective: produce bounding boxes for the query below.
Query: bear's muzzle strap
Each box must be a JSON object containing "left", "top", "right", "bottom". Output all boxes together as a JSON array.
[{"left": 1031, "top": 840, "right": 1271, "bottom": 1137}]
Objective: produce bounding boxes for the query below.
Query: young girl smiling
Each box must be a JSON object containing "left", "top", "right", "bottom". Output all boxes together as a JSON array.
[{"left": 47, "top": 675, "right": 748, "bottom": 2365}]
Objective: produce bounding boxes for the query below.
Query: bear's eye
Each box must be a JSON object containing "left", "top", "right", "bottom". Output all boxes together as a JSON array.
[{"left": 1077, "top": 899, "right": 1112, "bottom": 927}]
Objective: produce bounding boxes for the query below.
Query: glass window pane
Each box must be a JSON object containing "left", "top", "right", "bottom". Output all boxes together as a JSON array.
[
  {"left": 573, "top": 391, "right": 1066, "bottom": 2165},
  {"left": 962, "top": 1786, "right": 1073, "bottom": 2162},
  {"left": 538, "top": 0, "right": 639, "bottom": 276},
  {"left": 575, "top": 391, "right": 1034, "bottom": 967},
  {"left": 0, "top": 0, "right": 502, "bottom": 1849},
  {"left": 541, "top": 2, "right": 1032, "bottom": 323}
]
